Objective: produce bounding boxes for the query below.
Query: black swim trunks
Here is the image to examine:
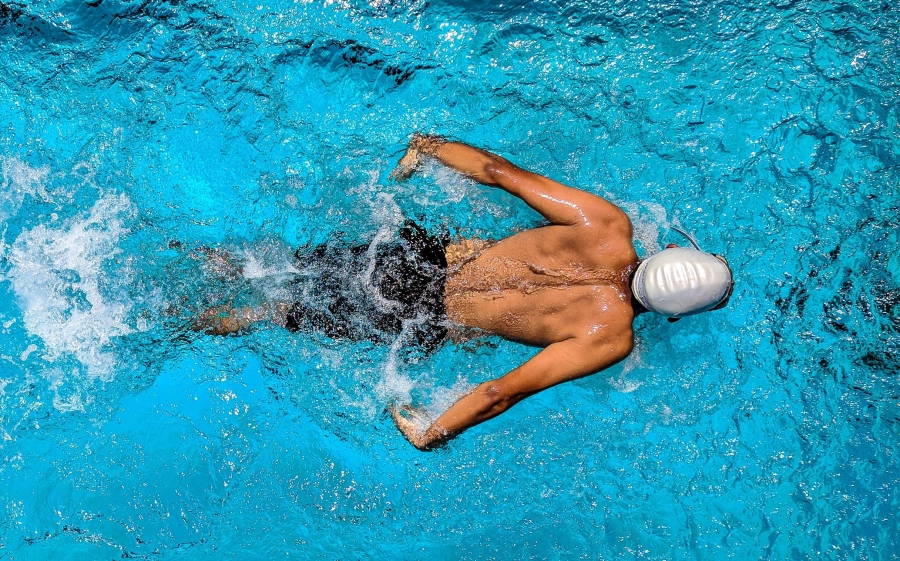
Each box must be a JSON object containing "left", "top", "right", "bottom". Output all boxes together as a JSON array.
[{"left": 284, "top": 221, "right": 448, "bottom": 353}]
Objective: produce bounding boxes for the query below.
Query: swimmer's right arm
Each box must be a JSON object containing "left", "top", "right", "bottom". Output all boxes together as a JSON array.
[
  {"left": 390, "top": 332, "right": 633, "bottom": 450},
  {"left": 391, "top": 134, "right": 627, "bottom": 229}
]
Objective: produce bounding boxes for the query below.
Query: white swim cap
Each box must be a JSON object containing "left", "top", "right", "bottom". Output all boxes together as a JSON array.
[{"left": 631, "top": 247, "right": 733, "bottom": 318}]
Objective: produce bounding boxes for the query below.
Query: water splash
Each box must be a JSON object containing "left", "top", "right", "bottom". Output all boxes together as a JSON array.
[
  {"left": 374, "top": 315, "right": 422, "bottom": 406},
  {"left": 0, "top": 157, "right": 50, "bottom": 227},
  {"left": 607, "top": 336, "right": 648, "bottom": 393},
  {"left": 360, "top": 193, "right": 405, "bottom": 314},
  {"left": 621, "top": 200, "right": 673, "bottom": 256},
  {"left": 418, "top": 158, "right": 475, "bottom": 205},
  {"left": 6, "top": 193, "right": 136, "bottom": 383}
]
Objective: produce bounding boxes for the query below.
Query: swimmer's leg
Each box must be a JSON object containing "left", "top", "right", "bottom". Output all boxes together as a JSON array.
[{"left": 193, "top": 302, "right": 291, "bottom": 336}]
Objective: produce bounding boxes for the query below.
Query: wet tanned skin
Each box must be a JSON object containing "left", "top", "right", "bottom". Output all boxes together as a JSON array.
[
  {"left": 389, "top": 135, "right": 639, "bottom": 450},
  {"left": 444, "top": 228, "right": 636, "bottom": 346}
]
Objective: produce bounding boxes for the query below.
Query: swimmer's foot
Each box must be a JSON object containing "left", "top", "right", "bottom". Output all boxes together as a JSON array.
[
  {"left": 193, "top": 305, "right": 231, "bottom": 335},
  {"left": 193, "top": 305, "right": 247, "bottom": 335},
  {"left": 193, "top": 303, "right": 281, "bottom": 335}
]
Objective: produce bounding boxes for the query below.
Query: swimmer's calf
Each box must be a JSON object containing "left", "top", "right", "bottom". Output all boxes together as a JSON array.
[{"left": 193, "top": 303, "right": 290, "bottom": 335}]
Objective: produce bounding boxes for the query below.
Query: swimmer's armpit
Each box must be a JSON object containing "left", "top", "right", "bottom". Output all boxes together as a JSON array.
[{"left": 193, "top": 303, "right": 290, "bottom": 335}]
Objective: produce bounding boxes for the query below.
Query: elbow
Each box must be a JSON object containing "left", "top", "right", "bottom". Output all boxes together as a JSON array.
[
  {"left": 480, "top": 157, "right": 512, "bottom": 186},
  {"left": 477, "top": 382, "right": 520, "bottom": 418}
]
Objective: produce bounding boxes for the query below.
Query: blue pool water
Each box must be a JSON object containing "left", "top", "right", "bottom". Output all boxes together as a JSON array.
[{"left": 1, "top": 0, "right": 899, "bottom": 558}]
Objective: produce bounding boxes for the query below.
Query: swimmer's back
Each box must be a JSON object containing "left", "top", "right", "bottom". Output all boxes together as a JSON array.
[{"left": 444, "top": 220, "right": 638, "bottom": 346}]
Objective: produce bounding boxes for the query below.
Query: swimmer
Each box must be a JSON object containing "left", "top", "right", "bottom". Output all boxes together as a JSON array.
[
  {"left": 195, "top": 134, "right": 733, "bottom": 451},
  {"left": 386, "top": 134, "right": 732, "bottom": 450}
]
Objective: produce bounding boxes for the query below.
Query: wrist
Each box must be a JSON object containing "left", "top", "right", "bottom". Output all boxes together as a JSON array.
[{"left": 411, "top": 133, "right": 446, "bottom": 156}]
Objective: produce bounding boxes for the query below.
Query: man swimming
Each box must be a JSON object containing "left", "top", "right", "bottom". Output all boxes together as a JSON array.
[
  {"left": 196, "top": 134, "right": 733, "bottom": 451},
  {"left": 383, "top": 134, "right": 732, "bottom": 449}
]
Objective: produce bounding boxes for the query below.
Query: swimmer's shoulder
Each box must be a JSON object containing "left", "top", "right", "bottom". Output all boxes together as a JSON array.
[{"left": 585, "top": 307, "right": 636, "bottom": 359}]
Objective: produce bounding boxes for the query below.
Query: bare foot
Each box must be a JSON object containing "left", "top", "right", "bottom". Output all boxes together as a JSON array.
[{"left": 193, "top": 303, "right": 283, "bottom": 335}]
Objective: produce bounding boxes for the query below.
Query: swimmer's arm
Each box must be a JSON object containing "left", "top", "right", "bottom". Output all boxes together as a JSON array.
[
  {"left": 392, "top": 134, "right": 627, "bottom": 228},
  {"left": 390, "top": 335, "right": 632, "bottom": 450}
]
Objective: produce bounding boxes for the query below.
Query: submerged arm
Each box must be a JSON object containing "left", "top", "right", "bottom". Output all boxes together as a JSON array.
[
  {"left": 391, "top": 335, "right": 632, "bottom": 450},
  {"left": 391, "top": 134, "right": 627, "bottom": 227}
]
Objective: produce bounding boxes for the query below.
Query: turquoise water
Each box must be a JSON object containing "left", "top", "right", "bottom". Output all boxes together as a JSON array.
[{"left": 1, "top": 0, "right": 899, "bottom": 558}]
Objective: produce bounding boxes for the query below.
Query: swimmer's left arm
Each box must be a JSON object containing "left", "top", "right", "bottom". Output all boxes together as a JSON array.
[
  {"left": 391, "top": 134, "right": 627, "bottom": 228},
  {"left": 390, "top": 334, "right": 633, "bottom": 450}
]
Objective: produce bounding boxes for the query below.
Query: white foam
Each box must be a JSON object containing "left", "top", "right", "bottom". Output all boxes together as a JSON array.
[
  {"left": 368, "top": 191, "right": 404, "bottom": 229},
  {"left": 237, "top": 244, "right": 300, "bottom": 281},
  {"left": 44, "top": 367, "right": 86, "bottom": 413},
  {"left": 241, "top": 259, "right": 296, "bottom": 281},
  {"left": 606, "top": 373, "right": 644, "bottom": 393},
  {"left": 620, "top": 200, "right": 673, "bottom": 256},
  {"left": 360, "top": 193, "right": 404, "bottom": 314},
  {"left": 6, "top": 193, "right": 135, "bottom": 382},
  {"left": 0, "top": 157, "right": 50, "bottom": 226},
  {"left": 608, "top": 336, "right": 648, "bottom": 393},
  {"left": 228, "top": 241, "right": 303, "bottom": 308},
  {"left": 374, "top": 314, "right": 421, "bottom": 406},
  {"left": 420, "top": 159, "right": 474, "bottom": 204},
  {"left": 19, "top": 344, "right": 37, "bottom": 361}
]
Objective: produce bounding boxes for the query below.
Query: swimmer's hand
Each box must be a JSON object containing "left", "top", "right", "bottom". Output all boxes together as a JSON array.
[
  {"left": 389, "top": 403, "right": 447, "bottom": 451},
  {"left": 389, "top": 143, "right": 422, "bottom": 182},
  {"left": 389, "top": 133, "right": 446, "bottom": 182}
]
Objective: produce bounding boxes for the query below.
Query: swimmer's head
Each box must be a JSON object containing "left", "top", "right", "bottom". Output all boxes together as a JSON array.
[{"left": 631, "top": 231, "right": 734, "bottom": 318}]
